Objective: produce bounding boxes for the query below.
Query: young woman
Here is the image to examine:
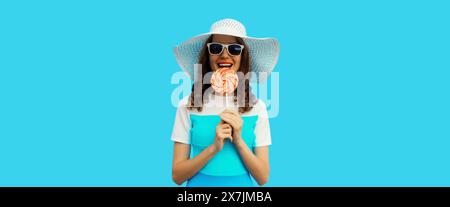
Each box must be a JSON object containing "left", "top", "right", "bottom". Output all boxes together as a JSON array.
[{"left": 171, "top": 19, "right": 279, "bottom": 186}]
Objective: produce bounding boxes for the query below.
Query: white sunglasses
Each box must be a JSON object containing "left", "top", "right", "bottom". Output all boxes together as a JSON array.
[{"left": 207, "top": 42, "right": 245, "bottom": 56}]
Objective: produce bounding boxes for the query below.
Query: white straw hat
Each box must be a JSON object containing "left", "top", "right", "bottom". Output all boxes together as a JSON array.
[{"left": 174, "top": 18, "right": 279, "bottom": 83}]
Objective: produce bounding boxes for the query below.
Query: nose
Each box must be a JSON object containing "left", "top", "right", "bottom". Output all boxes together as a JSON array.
[{"left": 219, "top": 47, "right": 231, "bottom": 59}]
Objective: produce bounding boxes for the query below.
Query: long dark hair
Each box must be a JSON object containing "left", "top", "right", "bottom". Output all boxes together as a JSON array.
[{"left": 187, "top": 35, "right": 256, "bottom": 114}]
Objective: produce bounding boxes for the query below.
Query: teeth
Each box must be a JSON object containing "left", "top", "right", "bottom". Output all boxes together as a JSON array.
[{"left": 218, "top": 63, "right": 232, "bottom": 67}]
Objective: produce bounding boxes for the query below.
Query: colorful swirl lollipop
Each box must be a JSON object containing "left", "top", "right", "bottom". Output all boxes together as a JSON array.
[{"left": 211, "top": 68, "right": 239, "bottom": 95}]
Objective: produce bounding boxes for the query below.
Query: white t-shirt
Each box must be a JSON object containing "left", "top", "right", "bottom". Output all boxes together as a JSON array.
[{"left": 171, "top": 91, "right": 272, "bottom": 147}]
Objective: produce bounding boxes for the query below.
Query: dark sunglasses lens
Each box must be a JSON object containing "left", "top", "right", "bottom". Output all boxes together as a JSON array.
[
  {"left": 209, "top": 43, "right": 223, "bottom": 54},
  {"left": 228, "top": 44, "right": 243, "bottom": 55}
]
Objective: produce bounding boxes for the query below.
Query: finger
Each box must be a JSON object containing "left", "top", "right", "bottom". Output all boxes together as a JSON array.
[
  {"left": 221, "top": 109, "right": 234, "bottom": 114},
  {"left": 224, "top": 113, "right": 242, "bottom": 127},
  {"left": 221, "top": 130, "right": 232, "bottom": 137},
  {"left": 219, "top": 112, "right": 227, "bottom": 121},
  {"left": 222, "top": 123, "right": 231, "bottom": 129},
  {"left": 218, "top": 121, "right": 232, "bottom": 130},
  {"left": 218, "top": 129, "right": 230, "bottom": 135},
  {"left": 222, "top": 116, "right": 238, "bottom": 128},
  {"left": 223, "top": 108, "right": 240, "bottom": 116},
  {"left": 221, "top": 129, "right": 232, "bottom": 135},
  {"left": 223, "top": 112, "right": 240, "bottom": 122},
  {"left": 220, "top": 114, "right": 235, "bottom": 124},
  {"left": 218, "top": 133, "right": 228, "bottom": 139},
  {"left": 219, "top": 133, "right": 232, "bottom": 141},
  {"left": 220, "top": 115, "right": 232, "bottom": 125},
  {"left": 220, "top": 111, "right": 235, "bottom": 119},
  {"left": 222, "top": 134, "right": 233, "bottom": 142},
  {"left": 222, "top": 109, "right": 240, "bottom": 118}
]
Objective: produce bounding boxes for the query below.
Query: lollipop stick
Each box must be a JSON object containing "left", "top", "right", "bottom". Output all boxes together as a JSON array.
[
  {"left": 225, "top": 93, "right": 228, "bottom": 108},
  {"left": 225, "top": 93, "right": 233, "bottom": 142}
]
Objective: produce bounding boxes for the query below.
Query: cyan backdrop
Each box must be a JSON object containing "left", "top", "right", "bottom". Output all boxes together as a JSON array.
[{"left": 0, "top": 0, "right": 449, "bottom": 186}]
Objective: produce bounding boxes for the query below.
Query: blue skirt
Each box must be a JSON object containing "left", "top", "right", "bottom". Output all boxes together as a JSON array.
[{"left": 186, "top": 172, "right": 256, "bottom": 187}]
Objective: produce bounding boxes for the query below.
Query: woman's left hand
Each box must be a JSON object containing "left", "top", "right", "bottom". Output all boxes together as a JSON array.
[{"left": 219, "top": 109, "right": 244, "bottom": 143}]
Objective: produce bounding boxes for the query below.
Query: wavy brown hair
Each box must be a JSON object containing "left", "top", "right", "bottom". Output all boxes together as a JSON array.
[{"left": 187, "top": 35, "right": 256, "bottom": 114}]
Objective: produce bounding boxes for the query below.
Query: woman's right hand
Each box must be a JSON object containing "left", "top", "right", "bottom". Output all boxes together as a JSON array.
[{"left": 213, "top": 122, "right": 233, "bottom": 153}]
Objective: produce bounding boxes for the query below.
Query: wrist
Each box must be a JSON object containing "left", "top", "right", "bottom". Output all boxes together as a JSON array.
[
  {"left": 233, "top": 129, "right": 242, "bottom": 139},
  {"left": 234, "top": 138, "right": 246, "bottom": 148},
  {"left": 208, "top": 145, "right": 219, "bottom": 155}
]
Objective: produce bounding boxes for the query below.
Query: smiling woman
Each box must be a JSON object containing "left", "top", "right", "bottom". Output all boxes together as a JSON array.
[{"left": 171, "top": 19, "right": 279, "bottom": 187}]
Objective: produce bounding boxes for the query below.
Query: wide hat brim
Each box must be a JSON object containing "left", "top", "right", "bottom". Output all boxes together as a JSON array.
[{"left": 174, "top": 31, "right": 279, "bottom": 83}]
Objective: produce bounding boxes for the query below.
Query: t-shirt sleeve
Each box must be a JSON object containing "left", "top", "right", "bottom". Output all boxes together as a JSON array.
[
  {"left": 254, "top": 100, "right": 272, "bottom": 147},
  {"left": 171, "top": 97, "right": 191, "bottom": 144}
]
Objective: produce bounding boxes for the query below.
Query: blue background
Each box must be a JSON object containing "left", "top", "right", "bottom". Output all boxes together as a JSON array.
[{"left": 1, "top": 0, "right": 449, "bottom": 186}]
